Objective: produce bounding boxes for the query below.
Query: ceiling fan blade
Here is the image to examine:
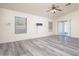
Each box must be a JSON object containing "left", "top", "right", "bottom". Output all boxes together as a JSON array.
[
  {"left": 55, "top": 8, "right": 62, "bottom": 11},
  {"left": 65, "top": 3, "right": 71, "bottom": 6}
]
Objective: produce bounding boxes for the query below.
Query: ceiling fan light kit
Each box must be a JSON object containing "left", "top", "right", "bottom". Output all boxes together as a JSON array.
[{"left": 50, "top": 9, "right": 57, "bottom": 13}]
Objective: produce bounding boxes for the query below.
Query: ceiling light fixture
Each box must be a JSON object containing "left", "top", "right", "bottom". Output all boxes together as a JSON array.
[
  {"left": 50, "top": 9, "right": 57, "bottom": 13},
  {"left": 47, "top": 4, "right": 62, "bottom": 14}
]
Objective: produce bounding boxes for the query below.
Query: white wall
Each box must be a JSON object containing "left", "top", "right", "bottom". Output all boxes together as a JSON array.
[
  {"left": 0, "top": 8, "right": 54, "bottom": 43},
  {"left": 55, "top": 10, "right": 79, "bottom": 38}
]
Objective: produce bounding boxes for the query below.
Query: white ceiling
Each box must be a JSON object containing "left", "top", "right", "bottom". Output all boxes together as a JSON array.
[{"left": 0, "top": 3, "right": 79, "bottom": 19}]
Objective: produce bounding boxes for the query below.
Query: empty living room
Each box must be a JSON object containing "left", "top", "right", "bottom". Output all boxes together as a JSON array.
[{"left": 0, "top": 2, "right": 79, "bottom": 57}]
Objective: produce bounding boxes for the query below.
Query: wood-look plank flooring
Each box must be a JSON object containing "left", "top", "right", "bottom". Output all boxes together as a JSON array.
[{"left": 0, "top": 35, "right": 79, "bottom": 56}]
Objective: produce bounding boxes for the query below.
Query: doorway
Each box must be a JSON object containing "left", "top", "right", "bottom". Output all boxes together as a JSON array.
[
  {"left": 58, "top": 20, "right": 71, "bottom": 37},
  {"left": 58, "top": 20, "right": 71, "bottom": 44}
]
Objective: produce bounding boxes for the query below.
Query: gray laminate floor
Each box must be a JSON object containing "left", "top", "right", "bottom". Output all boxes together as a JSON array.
[{"left": 0, "top": 35, "right": 79, "bottom": 56}]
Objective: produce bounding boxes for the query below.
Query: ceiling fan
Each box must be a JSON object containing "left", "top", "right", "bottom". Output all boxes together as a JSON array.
[
  {"left": 48, "top": 4, "right": 62, "bottom": 13},
  {"left": 48, "top": 3, "right": 71, "bottom": 14}
]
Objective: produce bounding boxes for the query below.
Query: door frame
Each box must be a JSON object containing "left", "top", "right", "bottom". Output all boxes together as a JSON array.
[{"left": 57, "top": 20, "right": 71, "bottom": 37}]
